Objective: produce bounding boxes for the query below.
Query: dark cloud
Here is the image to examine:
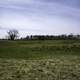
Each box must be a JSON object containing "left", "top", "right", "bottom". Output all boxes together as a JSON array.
[{"left": 43, "top": 0, "right": 80, "bottom": 8}]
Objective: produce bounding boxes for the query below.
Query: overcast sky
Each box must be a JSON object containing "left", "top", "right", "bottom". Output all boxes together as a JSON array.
[{"left": 0, "top": 0, "right": 80, "bottom": 38}]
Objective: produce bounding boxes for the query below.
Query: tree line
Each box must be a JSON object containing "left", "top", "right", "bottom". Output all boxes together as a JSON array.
[
  {"left": 22, "top": 34, "right": 80, "bottom": 40},
  {"left": 1, "top": 29, "right": 80, "bottom": 40}
]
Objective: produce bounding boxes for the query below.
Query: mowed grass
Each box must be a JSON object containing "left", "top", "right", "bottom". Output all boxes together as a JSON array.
[{"left": 0, "top": 40, "right": 80, "bottom": 80}]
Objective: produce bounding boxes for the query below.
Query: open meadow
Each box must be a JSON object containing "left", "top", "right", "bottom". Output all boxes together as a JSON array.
[{"left": 0, "top": 40, "right": 80, "bottom": 80}]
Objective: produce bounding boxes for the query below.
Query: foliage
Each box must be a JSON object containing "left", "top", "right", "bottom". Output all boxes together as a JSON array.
[{"left": 21, "top": 34, "right": 80, "bottom": 40}]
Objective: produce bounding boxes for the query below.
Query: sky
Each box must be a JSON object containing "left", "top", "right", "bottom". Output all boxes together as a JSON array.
[{"left": 0, "top": 0, "right": 80, "bottom": 38}]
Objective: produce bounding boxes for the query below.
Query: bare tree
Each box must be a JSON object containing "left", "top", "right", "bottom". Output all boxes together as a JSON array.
[{"left": 7, "top": 29, "right": 19, "bottom": 40}]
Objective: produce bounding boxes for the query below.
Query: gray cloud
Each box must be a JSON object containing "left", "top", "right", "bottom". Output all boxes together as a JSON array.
[
  {"left": 0, "top": 0, "right": 80, "bottom": 19},
  {"left": 0, "top": 0, "right": 80, "bottom": 38}
]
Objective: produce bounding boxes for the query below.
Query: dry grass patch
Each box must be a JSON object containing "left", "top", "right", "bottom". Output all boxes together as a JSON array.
[{"left": 0, "top": 56, "right": 80, "bottom": 80}]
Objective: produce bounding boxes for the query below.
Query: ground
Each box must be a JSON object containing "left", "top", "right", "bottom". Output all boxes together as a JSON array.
[{"left": 0, "top": 40, "right": 80, "bottom": 80}]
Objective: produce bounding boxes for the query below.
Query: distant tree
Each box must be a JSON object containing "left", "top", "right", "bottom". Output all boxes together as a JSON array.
[
  {"left": 7, "top": 29, "right": 19, "bottom": 40},
  {"left": 68, "top": 33, "right": 74, "bottom": 39},
  {"left": 76, "top": 34, "right": 80, "bottom": 39}
]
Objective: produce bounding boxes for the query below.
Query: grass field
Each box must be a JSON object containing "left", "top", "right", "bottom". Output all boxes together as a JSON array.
[{"left": 0, "top": 40, "right": 80, "bottom": 80}]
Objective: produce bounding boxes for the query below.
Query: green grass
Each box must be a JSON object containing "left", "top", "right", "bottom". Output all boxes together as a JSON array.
[
  {"left": 0, "top": 40, "right": 80, "bottom": 80},
  {"left": 0, "top": 40, "right": 80, "bottom": 59}
]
